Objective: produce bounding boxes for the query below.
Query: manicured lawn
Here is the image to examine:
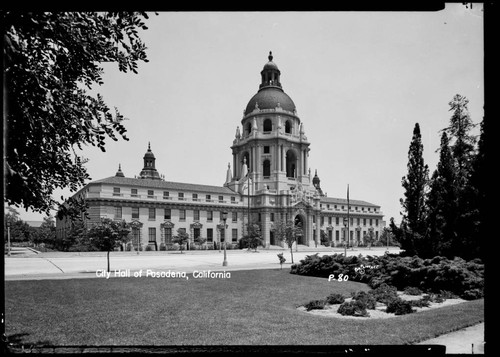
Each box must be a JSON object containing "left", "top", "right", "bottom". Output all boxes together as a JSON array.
[{"left": 5, "top": 269, "right": 484, "bottom": 346}]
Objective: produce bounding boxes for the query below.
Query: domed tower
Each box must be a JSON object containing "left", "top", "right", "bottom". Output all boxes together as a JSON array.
[
  {"left": 227, "top": 52, "right": 321, "bottom": 249},
  {"left": 229, "top": 51, "right": 313, "bottom": 193},
  {"left": 139, "top": 142, "right": 162, "bottom": 180}
]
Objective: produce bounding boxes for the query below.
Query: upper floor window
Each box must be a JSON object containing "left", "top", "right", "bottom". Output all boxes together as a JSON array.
[
  {"left": 194, "top": 210, "right": 200, "bottom": 221},
  {"left": 263, "top": 119, "right": 272, "bottom": 132},
  {"left": 232, "top": 211, "right": 237, "bottom": 222},
  {"left": 132, "top": 207, "right": 139, "bottom": 219},
  {"left": 264, "top": 146, "right": 270, "bottom": 154},
  {"left": 193, "top": 193, "right": 198, "bottom": 201},
  {"left": 285, "top": 120, "right": 292, "bottom": 134},
  {"left": 231, "top": 197, "right": 236, "bottom": 203},
  {"left": 218, "top": 195, "right": 224, "bottom": 203},
  {"left": 113, "top": 187, "right": 120, "bottom": 196},
  {"left": 163, "top": 191, "right": 169, "bottom": 199},
  {"left": 147, "top": 190, "right": 154, "bottom": 198},
  {"left": 178, "top": 192, "right": 184, "bottom": 201},
  {"left": 131, "top": 188, "right": 138, "bottom": 197},
  {"left": 206, "top": 194, "right": 211, "bottom": 202}
]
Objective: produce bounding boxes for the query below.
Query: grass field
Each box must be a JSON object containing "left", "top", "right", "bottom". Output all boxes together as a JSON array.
[{"left": 5, "top": 269, "right": 484, "bottom": 346}]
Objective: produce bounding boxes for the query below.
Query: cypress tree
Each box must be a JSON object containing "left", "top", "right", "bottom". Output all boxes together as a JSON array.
[
  {"left": 399, "top": 123, "right": 429, "bottom": 255},
  {"left": 441, "top": 94, "right": 478, "bottom": 258},
  {"left": 426, "top": 132, "right": 456, "bottom": 257}
]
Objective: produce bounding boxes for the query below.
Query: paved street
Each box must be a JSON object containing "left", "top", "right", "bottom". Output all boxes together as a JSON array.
[{"left": 5, "top": 246, "right": 400, "bottom": 280}]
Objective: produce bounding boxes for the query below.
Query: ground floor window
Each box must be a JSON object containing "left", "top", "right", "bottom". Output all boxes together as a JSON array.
[
  {"left": 115, "top": 206, "right": 122, "bottom": 219},
  {"left": 335, "top": 230, "right": 339, "bottom": 241},
  {"left": 148, "top": 227, "right": 156, "bottom": 242},
  {"left": 328, "top": 230, "right": 332, "bottom": 242},
  {"left": 232, "top": 229, "right": 238, "bottom": 242},
  {"left": 165, "top": 228, "right": 172, "bottom": 243},
  {"left": 220, "top": 228, "right": 225, "bottom": 243},
  {"left": 194, "top": 228, "right": 200, "bottom": 240},
  {"left": 133, "top": 227, "right": 141, "bottom": 247},
  {"left": 207, "top": 228, "right": 213, "bottom": 242}
]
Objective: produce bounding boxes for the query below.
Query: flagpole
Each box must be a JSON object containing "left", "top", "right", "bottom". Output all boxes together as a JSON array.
[{"left": 347, "top": 184, "right": 351, "bottom": 251}]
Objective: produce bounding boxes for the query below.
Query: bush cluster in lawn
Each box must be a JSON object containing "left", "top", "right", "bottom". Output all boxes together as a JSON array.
[
  {"left": 386, "top": 298, "right": 415, "bottom": 315},
  {"left": 337, "top": 300, "right": 370, "bottom": 317},
  {"left": 350, "top": 291, "right": 377, "bottom": 309},
  {"left": 326, "top": 293, "right": 345, "bottom": 304},
  {"left": 290, "top": 253, "right": 483, "bottom": 300},
  {"left": 303, "top": 299, "right": 327, "bottom": 312},
  {"left": 404, "top": 286, "right": 423, "bottom": 295}
]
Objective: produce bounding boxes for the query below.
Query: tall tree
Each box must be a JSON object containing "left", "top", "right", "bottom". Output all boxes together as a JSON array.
[
  {"left": 3, "top": 12, "right": 153, "bottom": 218},
  {"left": 442, "top": 94, "right": 477, "bottom": 188},
  {"left": 440, "top": 94, "right": 478, "bottom": 259},
  {"left": 426, "top": 132, "right": 457, "bottom": 257},
  {"left": 398, "top": 123, "right": 429, "bottom": 255}
]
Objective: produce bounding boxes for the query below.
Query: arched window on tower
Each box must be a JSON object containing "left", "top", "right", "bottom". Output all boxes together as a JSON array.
[
  {"left": 286, "top": 150, "right": 297, "bottom": 178},
  {"left": 263, "top": 159, "right": 271, "bottom": 178},
  {"left": 285, "top": 120, "right": 292, "bottom": 134},
  {"left": 246, "top": 122, "right": 252, "bottom": 136},
  {"left": 263, "top": 119, "right": 272, "bottom": 132}
]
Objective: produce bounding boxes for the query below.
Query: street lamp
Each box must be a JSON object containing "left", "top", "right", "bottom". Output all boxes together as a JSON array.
[{"left": 221, "top": 211, "right": 228, "bottom": 266}]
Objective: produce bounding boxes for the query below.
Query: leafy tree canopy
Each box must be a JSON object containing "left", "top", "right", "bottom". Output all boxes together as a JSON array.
[{"left": 3, "top": 12, "right": 153, "bottom": 217}]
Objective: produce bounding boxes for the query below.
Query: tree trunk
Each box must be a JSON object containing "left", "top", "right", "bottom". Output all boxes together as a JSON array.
[
  {"left": 290, "top": 245, "right": 294, "bottom": 264},
  {"left": 107, "top": 250, "right": 110, "bottom": 273}
]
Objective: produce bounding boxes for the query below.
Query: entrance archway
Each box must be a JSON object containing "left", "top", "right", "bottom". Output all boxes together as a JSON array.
[{"left": 294, "top": 215, "right": 305, "bottom": 245}]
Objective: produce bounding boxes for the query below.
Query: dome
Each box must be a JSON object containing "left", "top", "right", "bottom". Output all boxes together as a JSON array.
[
  {"left": 263, "top": 60, "right": 278, "bottom": 70},
  {"left": 244, "top": 87, "right": 296, "bottom": 115}
]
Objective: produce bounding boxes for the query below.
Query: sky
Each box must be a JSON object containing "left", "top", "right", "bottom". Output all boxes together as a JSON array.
[{"left": 13, "top": 4, "right": 484, "bottom": 225}]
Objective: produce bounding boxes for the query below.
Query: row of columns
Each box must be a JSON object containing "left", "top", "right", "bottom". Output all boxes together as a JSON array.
[{"left": 233, "top": 144, "right": 309, "bottom": 180}]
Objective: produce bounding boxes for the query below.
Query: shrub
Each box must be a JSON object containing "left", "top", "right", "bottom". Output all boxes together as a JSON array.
[
  {"left": 386, "top": 298, "right": 415, "bottom": 315},
  {"left": 167, "top": 244, "right": 179, "bottom": 251},
  {"left": 439, "top": 290, "right": 458, "bottom": 299},
  {"left": 428, "top": 294, "right": 445, "bottom": 303},
  {"left": 404, "top": 286, "right": 423, "bottom": 296},
  {"left": 351, "top": 291, "right": 377, "bottom": 309},
  {"left": 337, "top": 300, "right": 369, "bottom": 317},
  {"left": 145, "top": 245, "right": 153, "bottom": 251},
  {"left": 409, "top": 298, "right": 431, "bottom": 308},
  {"left": 326, "top": 293, "right": 345, "bottom": 304},
  {"left": 303, "top": 299, "right": 327, "bottom": 311},
  {"left": 461, "top": 289, "right": 483, "bottom": 300},
  {"left": 370, "top": 283, "right": 398, "bottom": 305}
]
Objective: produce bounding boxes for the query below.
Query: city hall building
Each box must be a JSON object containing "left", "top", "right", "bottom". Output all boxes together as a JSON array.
[{"left": 56, "top": 52, "right": 385, "bottom": 250}]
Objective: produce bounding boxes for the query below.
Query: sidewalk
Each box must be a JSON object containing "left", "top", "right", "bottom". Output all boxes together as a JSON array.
[{"left": 417, "top": 322, "right": 485, "bottom": 354}]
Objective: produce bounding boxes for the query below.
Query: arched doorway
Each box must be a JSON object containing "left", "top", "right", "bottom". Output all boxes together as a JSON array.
[{"left": 294, "top": 215, "right": 305, "bottom": 245}]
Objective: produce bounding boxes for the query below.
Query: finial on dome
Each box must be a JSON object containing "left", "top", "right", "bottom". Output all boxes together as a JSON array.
[
  {"left": 268, "top": 51, "right": 273, "bottom": 61},
  {"left": 148, "top": 142, "right": 151, "bottom": 151}
]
